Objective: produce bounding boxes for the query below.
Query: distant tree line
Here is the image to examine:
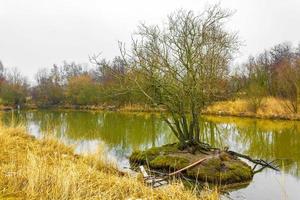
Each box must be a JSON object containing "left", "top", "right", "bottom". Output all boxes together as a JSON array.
[
  {"left": 0, "top": 58, "right": 148, "bottom": 107},
  {"left": 0, "top": 61, "right": 28, "bottom": 106},
  {"left": 0, "top": 42, "right": 299, "bottom": 111},
  {"left": 1, "top": 42, "right": 300, "bottom": 111},
  {"left": 233, "top": 43, "right": 300, "bottom": 113}
]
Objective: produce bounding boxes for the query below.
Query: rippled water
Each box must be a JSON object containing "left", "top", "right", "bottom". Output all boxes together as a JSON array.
[{"left": 1, "top": 110, "right": 300, "bottom": 200}]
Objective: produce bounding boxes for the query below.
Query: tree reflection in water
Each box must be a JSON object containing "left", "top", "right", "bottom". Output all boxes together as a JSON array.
[
  {"left": 205, "top": 116, "right": 300, "bottom": 178},
  {"left": 2, "top": 111, "right": 300, "bottom": 178}
]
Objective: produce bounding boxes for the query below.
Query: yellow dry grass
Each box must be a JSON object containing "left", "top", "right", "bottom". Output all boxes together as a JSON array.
[
  {"left": 0, "top": 125, "right": 218, "bottom": 200},
  {"left": 0, "top": 104, "right": 11, "bottom": 111},
  {"left": 119, "top": 104, "right": 165, "bottom": 113},
  {"left": 205, "top": 97, "right": 300, "bottom": 120}
]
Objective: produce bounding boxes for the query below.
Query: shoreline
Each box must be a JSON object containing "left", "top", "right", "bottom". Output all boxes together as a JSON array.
[
  {"left": 0, "top": 125, "right": 217, "bottom": 200},
  {"left": 2, "top": 97, "right": 300, "bottom": 121},
  {"left": 202, "top": 112, "right": 300, "bottom": 121},
  {"left": 2, "top": 109, "right": 300, "bottom": 122}
]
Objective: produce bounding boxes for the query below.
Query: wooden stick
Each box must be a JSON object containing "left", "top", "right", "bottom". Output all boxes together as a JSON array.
[
  {"left": 168, "top": 156, "right": 211, "bottom": 177},
  {"left": 139, "top": 166, "right": 149, "bottom": 178}
]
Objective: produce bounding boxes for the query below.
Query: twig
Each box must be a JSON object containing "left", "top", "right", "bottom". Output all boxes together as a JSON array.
[
  {"left": 168, "top": 156, "right": 212, "bottom": 176},
  {"left": 228, "top": 150, "right": 279, "bottom": 171}
]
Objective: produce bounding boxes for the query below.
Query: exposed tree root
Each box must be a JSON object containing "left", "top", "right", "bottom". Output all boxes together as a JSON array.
[
  {"left": 227, "top": 151, "right": 280, "bottom": 172},
  {"left": 190, "top": 142, "right": 280, "bottom": 172}
]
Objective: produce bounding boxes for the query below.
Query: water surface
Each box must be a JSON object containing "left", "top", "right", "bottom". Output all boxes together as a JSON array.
[{"left": 1, "top": 110, "right": 300, "bottom": 200}]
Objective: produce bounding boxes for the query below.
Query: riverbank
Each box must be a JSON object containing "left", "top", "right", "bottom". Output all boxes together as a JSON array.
[
  {"left": 0, "top": 125, "right": 218, "bottom": 200},
  {"left": 0, "top": 104, "right": 165, "bottom": 113},
  {"left": 203, "top": 97, "right": 300, "bottom": 120},
  {"left": 2, "top": 97, "right": 299, "bottom": 121}
]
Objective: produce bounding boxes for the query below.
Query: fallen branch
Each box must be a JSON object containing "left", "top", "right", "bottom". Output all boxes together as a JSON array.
[
  {"left": 195, "top": 141, "right": 280, "bottom": 172},
  {"left": 228, "top": 150, "right": 279, "bottom": 171},
  {"left": 168, "top": 156, "right": 212, "bottom": 177}
]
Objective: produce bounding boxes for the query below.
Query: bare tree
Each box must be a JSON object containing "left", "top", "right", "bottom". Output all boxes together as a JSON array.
[
  {"left": 0, "top": 67, "right": 28, "bottom": 106},
  {"left": 120, "top": 5, "right": 239, "bottom": 149},
  {"left": 244, "top": 56, "right": 268, "bottom": 113},
  {"left": 276, "top": 54, "right": 300, "bottom": 113}
]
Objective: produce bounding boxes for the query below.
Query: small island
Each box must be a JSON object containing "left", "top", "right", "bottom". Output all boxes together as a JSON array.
[{"left": 130, "top": 143, "right": 253, "bottom": 184}]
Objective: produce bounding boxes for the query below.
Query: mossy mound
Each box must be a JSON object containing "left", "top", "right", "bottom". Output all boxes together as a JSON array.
[
  {"left": 130, "top": 144, "right": 253, "bottom": 184},
  {"left": 150, "top": 155, "right": 190, "bottom": 170},
  {"left": 130, "top": 143, "right": 180, "bottom": 164}
]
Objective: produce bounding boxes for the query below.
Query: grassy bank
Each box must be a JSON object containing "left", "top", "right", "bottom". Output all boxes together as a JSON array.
[
  {"left": 0, "top": 125, "right": 218, "bottom": 200},
  {"left": 58, "top": 104, "right": 165, "bottom": 112},
  {"left": 0, "top": 104, "right": 165, "bottom": 113},
  {"left": 34, "top": 97, "right": 300, "bottom": 121},
  {"left": 204, "top": 97, "right": 300, "bottom": 120},
  {"left": 3, "top": 96, "right": 297, "bottom": 121}
]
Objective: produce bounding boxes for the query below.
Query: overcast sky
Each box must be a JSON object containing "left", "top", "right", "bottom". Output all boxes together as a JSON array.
[{"left": 1, "top": 0, "right": 300, "bottom": 81}]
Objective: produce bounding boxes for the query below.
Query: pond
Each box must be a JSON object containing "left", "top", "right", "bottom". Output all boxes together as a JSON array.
[{"left": 1, "top": 110, "right": 300, "bottom": 200}]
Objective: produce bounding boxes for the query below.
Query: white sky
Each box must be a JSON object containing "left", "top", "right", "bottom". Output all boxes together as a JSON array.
[{"left": 1, "top": 0, "right": 300, "bottom": 81}]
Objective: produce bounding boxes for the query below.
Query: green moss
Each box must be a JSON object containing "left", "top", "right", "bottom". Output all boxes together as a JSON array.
[
  {"left": 219, "top": 152, "right": 233, "bottom": 161},
  {"left": 129, "top": 143, "right": 180, "bottom": 164},
  {"left": 150, "top": 155, "right": 189, "bottom": 170},
  {"left": 220, "top": 161, "right": 253, "bottom": 183},
  {"left": 187, "top": 158, "right": 223, "bottom": 182},
  {"left": 187, "top": 158, "right": 253, "bottom": 184},
  {"left": 129, "top": 150, "right": 156, "bottom": 164}
]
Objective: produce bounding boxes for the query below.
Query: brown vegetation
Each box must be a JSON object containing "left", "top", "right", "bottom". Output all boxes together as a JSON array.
[
  {"left": 204, "top": 97, "right": 300, "bottom": 120},
  {"left": 0, "top": 125, "right": 218, "bottom": 200}
]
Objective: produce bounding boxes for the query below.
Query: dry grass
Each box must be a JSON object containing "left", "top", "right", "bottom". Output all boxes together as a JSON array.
[
  {"left": 204, "top": 97, "right": 300, "bottom": 120},
  {"left": 118, "top": 104, "right": 165, "bottom": 113},
  {"left": 42, "top": 104, "right": 165, "bottom": 113},
  {"left": 0, "top": 125, "right": 218, "bottom": 200},
  {"left": 0, "top": 104, "right": 12, "bottom": 111}
]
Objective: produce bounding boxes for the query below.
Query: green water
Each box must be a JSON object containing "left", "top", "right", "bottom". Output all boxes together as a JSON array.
[{"left": 1, "top": 110, "right": 300, "bottom": 200}]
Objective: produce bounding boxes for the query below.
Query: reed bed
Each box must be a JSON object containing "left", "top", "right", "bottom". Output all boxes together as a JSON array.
[
  {"left": 0, "top": 125, "right": 218, "bottom": 200},
  {"left": 204, "top": 97, "right": 300, "bottom": 120}
]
